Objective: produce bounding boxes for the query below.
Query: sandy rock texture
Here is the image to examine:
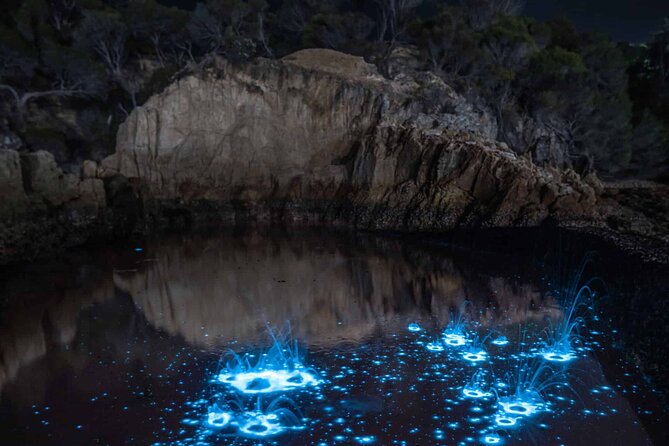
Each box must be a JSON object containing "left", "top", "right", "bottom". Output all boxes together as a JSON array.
[{"left": 101, "top": 50, "right": 598, "bottom": 231}]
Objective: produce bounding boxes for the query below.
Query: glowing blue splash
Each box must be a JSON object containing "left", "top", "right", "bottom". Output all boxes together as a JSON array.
[
  {"left": 426, "top": 341, "right": 445, "bottom": 352},
  {"left": 206, "top": 405, "right": 232, "bottom": 428},
  {"left": 237, "top": 411, "right": 303, "bottom": 437},
  {"left": 491, "top": 336, "right": 509, "bottom": 346},
  {"left": 463, "top": 388, "right": 493, "bottom": 399},
  {"left": 217, "top": 368, "right": 320, "bottom": 394},
  {"left": 494, "top": 415, "right": 518, "bottom": 427},
  {"left": 539, "top": 349, "right": 576, "bottom": 363},
  {"left": 443, "top": 333, "right": 468, "bottom": 347},
  {"left": 217, "top": 325, "right": 321, "bottom": 395},
  {"left": 498, "top": 396, "right": 542, "bottom": 417},
  {"left": 483, "top": 433, "right": 503, "bottom": 444},
  {"left": 463, "top": 371, "right": 492, "bottom": 399},
  {"left": 540, "top": 257, "right": 600, "bottom": 364},
  {"left": 407, "top": 323, "right": 422, "bottom": 332},
  {"left": 203, "top": 393, "right": 306, "bottom": 440},
  {"left": 442, "top": 302, "right": 471, "bottom": 347},
  {"left": 354, "top": 435, "right": 377, "bottom": 444},
  {"left": 462, "top": 349, "right": 487, "bottom": 363}
]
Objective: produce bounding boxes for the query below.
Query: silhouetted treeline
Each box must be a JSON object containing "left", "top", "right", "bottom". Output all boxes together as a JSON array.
[{"left": 0, "top": 0, "right": 667, "bottom": 180}]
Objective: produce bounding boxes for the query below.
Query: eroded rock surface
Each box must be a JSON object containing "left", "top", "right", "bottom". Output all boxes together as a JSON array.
[
  {"left": 0, "top": 149, "right": 106, "bottom": 263},
  {"left": 1, "top": 49, "right": 667, "bottom": 262},
  {"left": 101, "top": 51, "right": 599, "bottom": 231}
]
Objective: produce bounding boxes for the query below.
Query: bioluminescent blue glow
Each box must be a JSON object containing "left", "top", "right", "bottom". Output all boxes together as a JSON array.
[
  {"left": 217, "top": 325, "right": 322, "bottom": 396},
  {"left": 462, "top": 371, "right": 493, "bottom": 399},
  {"left": 440, "top": 302, "right": 472, "bottom": 348},
  {"left": 463, "top": 388, "right": 493, "bottom": 398},
  {"left": 237, "top": 410, "right": 304, "bottom": 437},
  {"left": 494, "top": 414, "right": 518, "bottom": 427},
  {"left": 492, "top": 336, "right": 509, "bottom": 346},
  {"left": 539, "top": 257, "right": 601, "bottom": 367},
  {"left": 539, "top": 350, "right": 576, "bottom": 363},
  {"left": 217, "top": 368, "right": 321, "bottom": 394},
  {"left": 483, "top": 433, "right": 503, "bottom": 444},
  {"left": 443, "top": 332, "right": 468, "bottom": 347},
  {"left": 168, "top": 258, "right": 620, "bottom": 446},
  {"left": 462, "top": 349, "right": 487, "bottom": 363},
  {"left": 498, "top": 397, "right": 542, "bottom": 417},
  {"left": 206, "top": 406, "right": 232, "bottom": 428},
  {"left": 426, "top": 341, "right": 445, "bottom": 352}
]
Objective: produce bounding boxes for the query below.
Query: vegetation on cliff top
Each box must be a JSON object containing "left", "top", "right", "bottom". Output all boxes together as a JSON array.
[{"left": 0, "top": 0, "right": 667, "bottom": 180}]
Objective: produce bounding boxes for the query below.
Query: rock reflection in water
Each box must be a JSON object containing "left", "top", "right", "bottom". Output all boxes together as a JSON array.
[
  {"left": 0, "top": 262, "right": 115, "bottom": 396},
  {"left": 114, "top": 232, "right": 561, "bottom": 348},
  {"left": 0, "top": 230, "right": 665, "bottom": 446}
]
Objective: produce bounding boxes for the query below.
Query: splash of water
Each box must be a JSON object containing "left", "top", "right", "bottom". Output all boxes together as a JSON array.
[
  {"left": 216, "top": 325, "right": 321, "bottom": 394},
  {"left": 463, "top": 371, "right": 493, "bottom": 399},
  {"left": 426, "top": 341, "right": 446, "bottom": 352},
  {"left": 491, "top": 336, "right": 509, "bottom": 346},
  {"left": 206, "top": 404, "right": 233, "bottom": 428},
  {"left": 217, "top": 368, "right": 320, "bottom": 394},
  {"left": 407, "top": 323, "right": 422, "bottom": 332},
  {"left": 539, "top": 256, "right": 602, "bottom": 362}
]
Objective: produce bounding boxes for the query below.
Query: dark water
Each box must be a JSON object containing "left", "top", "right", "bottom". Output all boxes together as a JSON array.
[{"left": 0, "top": 229, "right": 667, "bottom": 446}]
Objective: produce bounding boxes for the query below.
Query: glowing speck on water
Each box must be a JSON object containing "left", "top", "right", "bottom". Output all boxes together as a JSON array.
[
  {"left": 463, "top": 388, "right": 493, "bottom": 399},
  {"left": 539, "top": 350, "right": 576, "bottom": 363},
  {"left": 492, "top": 336, "right": 509, "bottom": 346},
  {"left": 443, "top": 333, "right": 468, "bottom": 347},
  {"left": 462, "top": 350, "right": 487, "bottom": 363},
  {"left": 426, "top": 341, "right": 445, "bottom": 352},
  {"left": 206, "top": 409, "right": 232, "bottom": 428},
  {"left": 498, "top": 399, "right": 541, "bottom": 417},
  {"left": 484, "top": 433, "right": 503, "bottom": 444}
]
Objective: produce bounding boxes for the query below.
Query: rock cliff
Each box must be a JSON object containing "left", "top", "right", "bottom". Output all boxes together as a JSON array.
[
  {"left": 100, "top": 50, "right": 599, "bottom": 231},
  {"left": 0, "top": 149, "right": 106, "bottom": 262},
  {"left": 1, "top": 49, "right": 667, "bottom": 263}
]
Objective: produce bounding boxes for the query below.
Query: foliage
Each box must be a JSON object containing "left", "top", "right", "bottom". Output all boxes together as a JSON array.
[{"left": 0, "top": 0, "right": 666, "bottom": 180}]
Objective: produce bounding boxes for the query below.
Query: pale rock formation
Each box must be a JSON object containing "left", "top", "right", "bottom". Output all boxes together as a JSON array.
[{"left": 101, "top": 51, "right": 599, "bottom": 230}]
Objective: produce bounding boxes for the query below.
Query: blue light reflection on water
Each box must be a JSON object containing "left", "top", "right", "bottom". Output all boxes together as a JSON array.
[{"left": 161, "top": 314, "right": 640, "bottom": 446}]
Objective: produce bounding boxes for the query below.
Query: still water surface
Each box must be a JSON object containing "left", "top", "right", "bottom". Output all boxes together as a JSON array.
[{"left": 0, "top": 229, "right": 667, "bottom": 445}]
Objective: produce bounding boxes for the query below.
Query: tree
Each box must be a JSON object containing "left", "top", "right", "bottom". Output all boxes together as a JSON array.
[
  {"left": 127, "top": 0, "right": 189, "bottom": 66},
  {"left": 46, "top": 0, "right": 81, "bottom": 42},
  {"left": 409, "top": 7, "right": 482, "bottom": 83},
  {"left": 304, "top": 12, "right": 373, "bottom": 53},
  {"left": 188, "top": 0, "right": 271, "bottom": 59},
  {"left": 0, "top": 30, "right": 102, "bottom": 123},
  {"left": 460, "top": 0, "right": 526, "bottom": 30},
  {"left": 370, "top": 0, "right": 423, "bottom": 76},
  {"left": 77, "top": 9, "right": 142, "bottom": 109},
  {"left": 79, "top": 9, "right": 127, "bottom": 79}
]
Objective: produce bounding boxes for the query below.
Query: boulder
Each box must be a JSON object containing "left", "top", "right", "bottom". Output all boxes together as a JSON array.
[
  {"left": 0, "top": 149, "right": 28, "bottom": 217},
  {"left": 20, "top": 150, "right": 78, "bottom": 208},
  {"left": 102, "top": 49, "right": 600, "bottom": 230}
]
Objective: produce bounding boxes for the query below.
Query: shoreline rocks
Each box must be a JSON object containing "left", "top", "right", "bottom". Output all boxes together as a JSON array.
[{"left": 1, "top": 50, "right": 667, "bottom": 264}]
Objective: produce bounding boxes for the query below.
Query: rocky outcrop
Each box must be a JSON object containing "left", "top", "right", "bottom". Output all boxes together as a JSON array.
[
  {"left": 0, "top": 149, "right": 106, "bottom": 263},
  {"left": 1, "top": 49, "right": 667, "bottom": 262},
  {"left": 0, "top": 149, "right": 28, "bottom": 217},
  {"left": 100, "top": 50, "right": 599, "bottom": 231}
]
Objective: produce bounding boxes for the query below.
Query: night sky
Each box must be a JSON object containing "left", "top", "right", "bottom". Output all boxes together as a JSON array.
[
  {"left": 525, "top": 0, "right": 669, "bottom": 43},
  {"left": 160, "top": 0, "right": 669, "bottom": 43}
]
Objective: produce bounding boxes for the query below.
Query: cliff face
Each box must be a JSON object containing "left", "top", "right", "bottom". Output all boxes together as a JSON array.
[
  {"left": 1, "top": 49, "right": 666, "bottom": 263},
  {"left": 0, "top": 149, "right": 106, "bottom": 263},
  {"left": 99, "top": 49, "right": 599, "bottom": 230}
]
